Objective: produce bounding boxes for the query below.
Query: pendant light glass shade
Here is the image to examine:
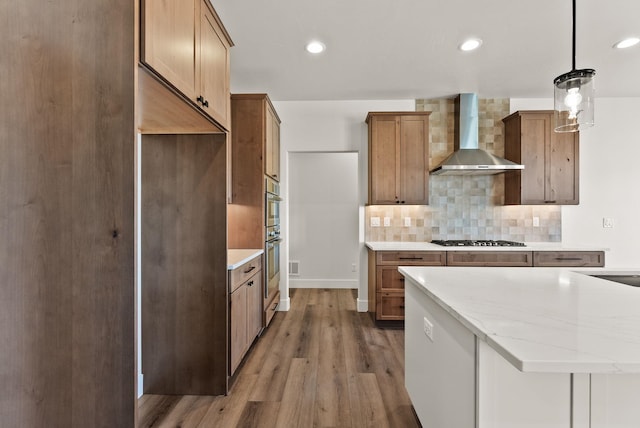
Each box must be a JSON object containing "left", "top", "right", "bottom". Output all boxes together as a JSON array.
[
  {"left": 554, "top": 68, "right": 595, "bottom": 132},
  {"left": 553, "top": 0, "right": 595, "bottom": 133}
]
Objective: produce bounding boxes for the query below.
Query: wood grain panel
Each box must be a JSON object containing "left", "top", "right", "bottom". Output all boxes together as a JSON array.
[
  {"left": 446, "top": 251, "right": 533, "bottom": 267},
  {"left": 142, "top": 0, "right": 198, "bottom": 100},
  {"left": 141, "top": 133, "right": 228, "bottom": 395},
  {"left": 137, "top": 66, "right": 225, "bottom": 134},
  {"left": 520, "top": 115, "right": 547, "bottom": 203},
  {"left": 200, "top": 0, "right": 231, "bottom": 128},
  {"left": 548, "top": 131, "right": 579, "bottom": 204},
  {"left": 368, "top": 115, "right": 399, "bottom": 204},
  {"left": 0, "top": 0, "right": 135, "bottom": 426},
  {"left": 399, "top": 114, "right": 429, "bottom": 204}
]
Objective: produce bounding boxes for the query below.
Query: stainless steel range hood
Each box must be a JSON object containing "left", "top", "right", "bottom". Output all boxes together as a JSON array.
[{"left": 430, "top": 94, "right": 524, "bottom": 176}]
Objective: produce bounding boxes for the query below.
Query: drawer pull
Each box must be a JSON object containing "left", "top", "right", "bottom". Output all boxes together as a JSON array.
[
  {"left": 244, "top": 266, "right": 256, "bottom": 274},
  {"left": 271, "top": 303, "right": 278, "bottom": 311},
  {"left": 399, "top": 257, "right": 423, "bottom": 260},
  {"left": 554, "top": 257, "right": 582, "bottom": 261}
]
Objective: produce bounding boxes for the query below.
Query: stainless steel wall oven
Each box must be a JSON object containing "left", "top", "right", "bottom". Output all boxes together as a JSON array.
[{"left": 265, "top": 177, "right": 282, "bottom": 303}]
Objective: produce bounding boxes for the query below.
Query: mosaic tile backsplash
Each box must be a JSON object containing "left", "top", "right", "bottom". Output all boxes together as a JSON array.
[{"left": 365, "top": 98, "right": 562, "bottom": 243}]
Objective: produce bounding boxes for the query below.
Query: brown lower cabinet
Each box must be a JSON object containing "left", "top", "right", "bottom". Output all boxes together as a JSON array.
[
  {"left": 369, "top": 249, "right": 605, "bottom": 321},
  {"left": 229, "top": 254, "right": 263, "bottom": 376}
]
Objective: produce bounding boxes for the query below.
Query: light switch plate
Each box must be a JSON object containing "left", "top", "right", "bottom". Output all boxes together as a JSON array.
[
  {"left": 404, "top": 217, "right": 411, "bottom": 227},
  {"left": 370, "top": 217, "right": 380, "bottom": 227},
  {"left": 603, "top": 217, "right": 614, "bottom": 228},
  {"left": 383, "top": 217, "right": 391, "bottom": 227}
]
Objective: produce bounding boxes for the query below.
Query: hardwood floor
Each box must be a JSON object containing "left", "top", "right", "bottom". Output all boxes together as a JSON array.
[{"left": 138, "top": 288, "right": 420, "bottom": 427}]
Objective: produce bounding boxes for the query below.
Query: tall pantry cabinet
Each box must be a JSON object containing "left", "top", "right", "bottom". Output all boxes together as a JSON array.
[
  {"left": 1, "top": 0, "right": 234, "bottom": 425},
  {"left": 1, "top": 0, "right": 135, "bottom": 426},
  {"left": 228, "top": 94, "right": 282, "bottom": 327}
]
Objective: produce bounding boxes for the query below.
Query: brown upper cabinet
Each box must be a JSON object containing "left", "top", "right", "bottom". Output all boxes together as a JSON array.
[
  {"left": 503, "top": 111, "right": 579, "bottom": 205},
  {"left": 142, "top": 0, "right": 233, "bottom": 130},
  {"left": 366, "top": 112, "right": 431, "bottom": 205},
  {"left": 265, "top": 102, "right": 281, "bottom": 181}
]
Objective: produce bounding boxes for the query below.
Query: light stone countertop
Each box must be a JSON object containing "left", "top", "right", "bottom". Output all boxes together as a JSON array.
[
  {"left": 227, "top": 249, "right": 263, "bottom": 270},
  {"left": 400, "top": 266, "right": 640, "bottom": 374},
  {"left": 366, "top": 241, "right": 609, "bottom": 252}
]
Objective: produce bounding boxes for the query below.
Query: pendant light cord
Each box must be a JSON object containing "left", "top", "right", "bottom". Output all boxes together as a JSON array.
[{"left": 572, "top": 0, "right": 576, "bottom": 71}]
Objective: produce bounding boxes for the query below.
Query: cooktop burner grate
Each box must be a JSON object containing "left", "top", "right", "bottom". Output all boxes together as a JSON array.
[{"left": 431, "top": 240, "right": 526, "bottom": 247}]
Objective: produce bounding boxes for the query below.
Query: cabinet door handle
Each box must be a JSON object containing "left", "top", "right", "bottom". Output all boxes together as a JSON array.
[
  {"left": 203, "top": 99, "right": 209, "bottom": 108},
  {"left": 399, "top": 305, "right": 405, "bottom": 309},
  {"left": 247, "top": 280, "right": 254, "bottom": 287},
  {"left": 399, "top": 277, "right": 405, "bottom": 282},
  {"left": 244, "top": 266, "right": 256, "bottom": 274},
  {"left": 545, "top": 200, "right": 557, "bottom": 204},
  {"left": 271, "top": 303, "right": 278, "bottom": 311},
  {"left": 197, "top": 95, "right": 204, "bottom": 104}
]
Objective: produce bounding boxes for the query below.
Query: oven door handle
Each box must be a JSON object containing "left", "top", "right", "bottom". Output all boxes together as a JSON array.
[
  {"left": 268, "top": 238, "right": 283, "bottom": 244},
  {"left": 267, "top": 194, "right": 283, "bottom": 202}
]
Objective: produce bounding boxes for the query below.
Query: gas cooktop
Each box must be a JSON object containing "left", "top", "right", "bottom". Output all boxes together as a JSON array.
[{"left": 431, "top": 240, "right": 526, "bottom": 247}]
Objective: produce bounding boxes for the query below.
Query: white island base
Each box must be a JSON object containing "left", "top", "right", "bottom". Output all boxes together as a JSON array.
[{"left": 402, "top": 267, "right": 640, "bottom": 428}]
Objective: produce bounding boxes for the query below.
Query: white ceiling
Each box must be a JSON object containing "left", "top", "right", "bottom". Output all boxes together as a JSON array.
[{"left": 213, "top": 0, "right": 640, "bottom": 101}]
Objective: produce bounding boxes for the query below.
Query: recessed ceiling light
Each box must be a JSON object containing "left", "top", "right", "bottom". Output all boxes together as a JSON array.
[
  {"left": 459, "top": 38, "right": 482, "bottom": 52},
  {"left": 613, "top": 37, "right": 640, "bottom": 49},
  {"left": 305, "top": 41, "right": 326, "bottom": 54}
]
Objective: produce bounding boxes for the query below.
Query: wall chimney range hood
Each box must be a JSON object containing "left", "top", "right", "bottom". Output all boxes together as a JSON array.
[{"left": 430, "top": 94, "right": 524, "bottom": 176}]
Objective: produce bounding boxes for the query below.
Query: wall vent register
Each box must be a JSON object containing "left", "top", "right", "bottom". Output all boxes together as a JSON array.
[{"left": 431, "top": 240, "right": 526, "bottom": 247}]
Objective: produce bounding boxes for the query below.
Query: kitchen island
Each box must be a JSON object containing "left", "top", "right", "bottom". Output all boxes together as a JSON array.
[{"left": 400, "top": 266, "right": 640, "bottom": 428}]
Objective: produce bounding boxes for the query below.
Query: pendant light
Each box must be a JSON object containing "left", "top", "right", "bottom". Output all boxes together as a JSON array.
[{"left": 553, "top": 0, "right": 595, "bottom": 133}]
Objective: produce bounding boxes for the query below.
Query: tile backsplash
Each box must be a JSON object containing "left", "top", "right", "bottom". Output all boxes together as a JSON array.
[{"left": 365, "top": 97, "right": 561, "bottom": 243}]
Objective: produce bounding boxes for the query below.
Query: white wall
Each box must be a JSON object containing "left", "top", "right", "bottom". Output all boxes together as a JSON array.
[
  {"left": 289, "top": 152, "right": 359, "bottom": 288},
  {"left": 272, "top": 100, "right": 415, "bottom": 311},
  {"left": 511, "top": 97, "right": 640, "bottom": 267}
]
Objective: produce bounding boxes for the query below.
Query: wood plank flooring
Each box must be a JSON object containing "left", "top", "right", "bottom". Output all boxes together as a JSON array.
[{"left": 138, "top": 288, "right": 420, "bottom": 428}]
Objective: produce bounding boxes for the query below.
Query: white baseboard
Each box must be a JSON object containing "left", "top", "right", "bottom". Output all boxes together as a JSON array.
[
  {"left": 137, "top": 373, "right": 144, "bottom": 398},
  {"left": 357, "top": 298, "right": 369, "bottom": 313},
  {"left": 289, "top": 279, "right": 358, "bottom": 289},
  {"left": 279, "top": 296, "right": 291, "bottom": 311}
]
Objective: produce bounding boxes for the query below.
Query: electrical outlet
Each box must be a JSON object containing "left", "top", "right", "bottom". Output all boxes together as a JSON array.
[
  {"left": 533, "top": 216, "right": 540, "bottom": 227},
  {"left": 383, "top": 217, "right": 391, "bottom": 227},
  {"left": 423, "top": 316, "right": 434, "bottom": 341},
  {"left": 371, "top": 217, "right": 380, "bottom": 227},
  {"left": 404, "top": 217, "right": 411, "bottom": 227},
  {"left": 603, "top": 217, "right": 614, "bottom": 228}
]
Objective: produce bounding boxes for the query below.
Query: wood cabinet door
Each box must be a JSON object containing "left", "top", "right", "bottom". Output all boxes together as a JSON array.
[
  {"left": 519, "top": 113, "right": 548, "bottom": 204},
  {"left": 376, "top": 292, "right": 405, "bottom": 320},
  {"left": 200, "top": 0, "right": 231, "bottom": 129},
  {"left": 265, "top": 104, "right": 280, "bottom": 181},
  {"left": 369, "top": 115, "right": 399, "bottom": 204},
  {"left": 143, "top": 0, "right": 198, "bottom": 101},
  {"left": 230, "top": 284, "right": 248, "bottom": 375},
  {"left": 399, "top": 115, "right": 429, "bottom": 204},
  {"left": 247, "top": 272, "right": 263, "bottom": 342},
  {"left": 377, "top": 266, "right": 406, "bottom": 291},
  {"left": 547, "top": 131, "right": 579, "bottom": 204}
]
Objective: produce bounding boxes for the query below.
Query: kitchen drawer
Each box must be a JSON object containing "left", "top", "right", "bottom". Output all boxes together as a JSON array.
[
  {"left": 376, "top": 251, "right": 446, "bottom": 266},
  {"left": 230, "top": 255, "right": 262, "bottom": 292},
  {"left": 533, "top": 251, "right": 605, "bottom": 267},
  {"left": 446, "top": 251, "right": 533, "bottom": 267},
  {"left": 377, "top": 265, "right": 406, "bottom": 291},
  {"left": 376, "top": 291, "right": 405, "bottom": 321}
]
